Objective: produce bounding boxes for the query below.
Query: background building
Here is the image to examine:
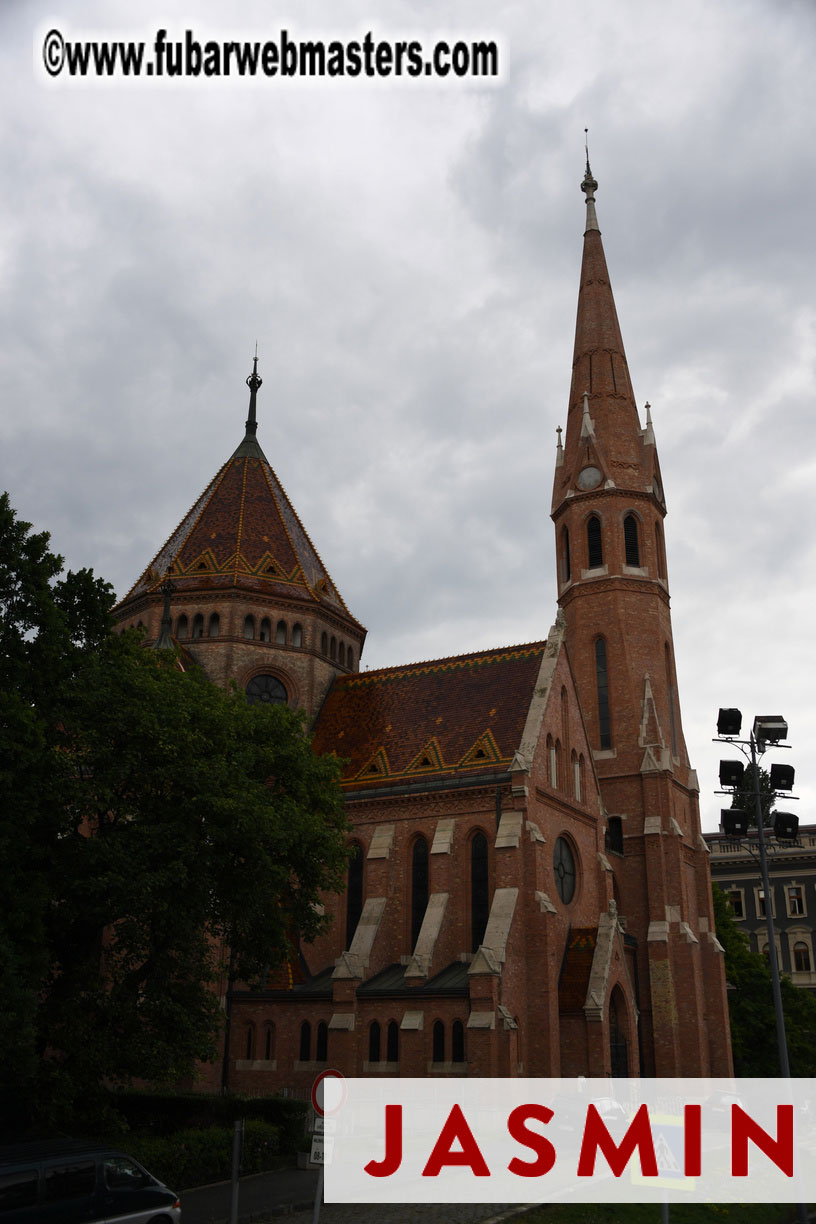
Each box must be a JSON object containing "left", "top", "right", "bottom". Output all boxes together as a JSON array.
[
  {"left": 114, "top": 167, "right": 732, "bottom": 1088},
  {"left": 706, "top": 825, "right": 816, "bottom": 993}
]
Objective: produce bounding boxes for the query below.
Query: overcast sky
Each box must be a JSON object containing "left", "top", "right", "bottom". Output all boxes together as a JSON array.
[{"left": 3, "top": 0, "right": 814, "bottom": 831}]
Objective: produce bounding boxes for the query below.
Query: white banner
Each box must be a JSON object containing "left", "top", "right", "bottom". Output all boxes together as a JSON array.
[{"left": 322, "top": 1078, "right": 816, "bottom": 1204}]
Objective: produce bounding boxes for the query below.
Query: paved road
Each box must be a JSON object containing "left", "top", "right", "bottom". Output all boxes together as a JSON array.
[{"left": 181, "top": 1167, "right": 538, "bottom": 1224}]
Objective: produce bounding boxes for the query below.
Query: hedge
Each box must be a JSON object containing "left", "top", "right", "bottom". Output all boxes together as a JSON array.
[
  {"left": 111, "top": 1090, "right": 307, "bottom": 1153},
  {"left": 128, "top": 1120, "right": 282, "bottom": 1190}
]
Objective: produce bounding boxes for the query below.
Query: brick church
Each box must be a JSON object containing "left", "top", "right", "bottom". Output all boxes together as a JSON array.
[{"left": 114, "top": 162, "right": 733, "bottom": 1086}]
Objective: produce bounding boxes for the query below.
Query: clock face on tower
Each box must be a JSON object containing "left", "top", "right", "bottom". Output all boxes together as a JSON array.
[{"left": 577, "top": 465, "right": 602, "bottom": 490}]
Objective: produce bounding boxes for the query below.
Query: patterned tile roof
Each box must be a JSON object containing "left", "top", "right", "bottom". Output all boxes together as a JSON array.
[
  {"left": 311, "top": 643, "right": 546, "bottom": 790},
  {"left": 118, "top": 439, "right": 361, "bottom": 627}
]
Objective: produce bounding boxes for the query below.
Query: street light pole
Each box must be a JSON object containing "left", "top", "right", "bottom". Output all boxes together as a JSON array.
[{"left": 748, "top": 730, "right": 790, "bottom": 1078}]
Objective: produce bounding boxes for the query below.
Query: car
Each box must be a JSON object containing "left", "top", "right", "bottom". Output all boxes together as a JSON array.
[{"left": 0, "top": 1139, "right": 181, "bottom": 1223}]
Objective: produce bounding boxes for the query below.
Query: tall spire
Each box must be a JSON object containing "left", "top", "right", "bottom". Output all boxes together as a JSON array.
[
  {"left": 232, "top": 347, "right": 266, "bottom": 460},
  {"left": 552, "top": 150, "right": 658, "bottom": 512}
]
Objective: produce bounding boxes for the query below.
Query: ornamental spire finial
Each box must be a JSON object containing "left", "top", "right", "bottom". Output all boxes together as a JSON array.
[
  {"left": 581, "top": 129, "right": 600, "bottom": 234},
  {"left": 245, "top": 343, "right": 262, "bottom": 438}
]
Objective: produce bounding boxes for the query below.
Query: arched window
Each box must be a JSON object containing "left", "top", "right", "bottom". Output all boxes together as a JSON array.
[
  {"left": 321, "top": 631, "right": 328, "bottom": 655},
  {"left": 347, "top": 648, "right": 354, "bottom": 670},
  {"left": 243, "top": 615, "right": 255, "bottom": 640},
  {"left": 316, "top": 1021, "right": 328, "bottom": 1062},
  {"left": 595, "top": 637, "right": 611, "bottom": 749},
  {"left": 386, "top": 1020, "right": 399, "bottom": 1064},
  {"left": 192, "top": 613, "right": 204, "bottom": 639},
  {"left": 665, "top": 644, "right": 679, "bottom": 757},
  {"left": 451, "top": 1020, "right": 465, "bottom": 1064},
  {"left": 471, "top": 832, "right": 489, "bottom": 951},
  {"left": 264, "top": 1023, "right": 275, "bottom": 1061},
  {"left": 346, "top": 843, "right": 364, "bottom": 947},
  {"left": 655, "top": 521, "right": 666, "bottom": 580},
  {"left": 432, "top": 1020, "right": 445, "bottom": 1064},
  {"left": 208, "top": 612, "right": 220, "bottom": 637},
  {"left": 260, "top": 617, "right": 271, "bottom": 642},
  {"left": 561, "top": 525, "right": 571, "bottom": 582},
  {"left": 571, "top": 750, "right": 581, "bottom": 801},
  {"left": 299, "top": 1021, "right": 311, "bottom": 1062},
  {"left": 547, "top": 734, "right": 557, "bottom": 788},
  {"left": 555, "top": 739, "right": 562, "bottom": 790},
  {"left": 623, "top": 514, "right": 640, "bottom": 567},
  {"left": 246, "top": 675, "right": 287, "bottom": 704},
  {"left": 245, "top": 1024, "right": 255, "bottom": 1060},
  {"left": 330, "top": 635, "right": 337, "bottom": 660},
  {"left": 292, "top": 623, "right": 303, "bottom": 648},
  {"left": 338, "top": 642, "right": 345, "bottom": 666},
  {"left": 176, "top": 614, "right": 189, "bottom": 639},
  {"left": 794, "top": 942, "right": 811, "bottom": 972},
  {"left": 587, "top": 515, "right": 603, "bottom": 569},
  {"left": 275, "top": 619, "right": 287, "bottom": 645},
  {"left": 411, "top": 837, "right": 429, "bottom": 950},
  {"left": 369, "top": 1021, "right": 381, "bottom": 1063}
]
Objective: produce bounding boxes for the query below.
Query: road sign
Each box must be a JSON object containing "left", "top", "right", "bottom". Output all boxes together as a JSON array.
[
  {"left": 310, "top": 1134, "right": 334, "bottom": 1165},
  {"left": 311, "top": 1069, "right": 346, "bottom": 1117}
]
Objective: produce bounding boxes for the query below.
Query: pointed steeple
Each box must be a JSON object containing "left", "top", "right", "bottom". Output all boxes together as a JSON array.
[
  {"left": 553, "top": 156, "right": 659, "bottom": 513},
  {"left": 232, "top": 347, "right": 266, "bottom": 460}
]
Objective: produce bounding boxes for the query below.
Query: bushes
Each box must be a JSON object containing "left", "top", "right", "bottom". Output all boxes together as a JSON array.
[
  {"left": 111, "top": 1090, "right": 308, "bottom": 1152},
  {"left": 129, "top": 1120, "right": 282, "bottom": 1190}
]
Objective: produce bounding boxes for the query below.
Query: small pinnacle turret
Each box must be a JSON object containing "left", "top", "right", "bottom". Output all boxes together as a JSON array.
[{"left": 233, "top": 349, "right": 266, "bottom": 460}]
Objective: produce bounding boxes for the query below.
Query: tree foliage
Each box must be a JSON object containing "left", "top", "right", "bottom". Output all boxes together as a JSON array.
[
  {"left": 713, "top": 885, "right": 816, "bottom": 1076},
  {"left": 729, "top": 764, "right": 776, "bottom": 828},
  {"left": 0, "top": 493, "right": 348, "bottom": 1132}
]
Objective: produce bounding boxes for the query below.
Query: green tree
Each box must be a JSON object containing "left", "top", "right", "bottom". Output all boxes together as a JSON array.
[
  {"left": 713, "top": 885, "right": 816, "bottom": 1075},
  {"left": 0, "top": 493, "right": 349, "bottom": 1133},
  {"left": 730, "top": 764, "right": 776, "bottom": 827}
]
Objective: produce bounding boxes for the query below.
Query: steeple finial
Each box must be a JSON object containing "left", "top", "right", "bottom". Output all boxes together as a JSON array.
[
  {"left": 245, "top": 344, "right": 262, "bottom": 438},
  {"left": 581, "top": 130, "right": 600, "bottom": 234},
  {"left": 154, "top": 572, "right": 176, "bottom": 650}
]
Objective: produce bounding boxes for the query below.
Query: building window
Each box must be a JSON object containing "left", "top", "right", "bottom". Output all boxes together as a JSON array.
[
  {"left": 207, "top": 612, "right": 220, "bottom": 637},
  {"left": 726, "top": 888, "right": 745, "bottom": 919},
  {"left": 547, "top": 735, "right": 557, "bottom": 788},
  {"left": 292, "top": 623, "right": 303, "bottom": 647},
  {"left": 794, "top": 941, "right": 812, "bottom": 973},
  {"left": 595, "top": 637, "right": 611, "bottom": 749},
  {"left": 316, "top": 1021, "right": 328, "bottom": 1062},
  {"left": 176, "top": 614, "right": 189, "bottom": 639},
  {"left": 369, "top": 1021, "right": 381, "bottom": 1063},
  {"left": 260, "top": 617, "right": 271, "bottom": 642},
  {"left": 554, "top": 836, "right": 576, "bottom": 904},
  {"left": 756, "top": 888, "right": 776, "bottom": 919},
  {"left": 347, "top": 648, "right": 354, "bottom": 670},
  {"left": 470, "top": 832, "right": 489, "bottom": 951},
  {"left": 299, "top": 1021, "right": 311, "bottom": 1062},
  {"left": 561, "top": 526, "right": 571, "bottom": 582},
  {"left": 338, "top": 642, "right": 346, "bottom": 666},
  {"left": 192, "top": 613, "right": 204, "bottom": 639},
  {"left": 411, "top": 836, "right": 429, "bottom": 950},
  {"left": 330, "top": 635, "right": 337, "bottom": 660},
  {"left": 606, "top": 817, "right": 624, "bottom": 856},
  {"left": 451, "top": 1020, "right": 465, "bottom": 1064},
  {"left": 346, "top": 842, "right": 364, "bottom": 947},
  {"left": 245, "top": 1025, "right": 255, "bottom": 1060},
  {"left": 587, "top": 515, "right": 603, "bottom": 569},
  {"left": 571, "top": 750, "right": 581, "bottom": 802},
  {"left": 264, "top": 1024, "right": 275, "bottom": 1061},
  {"left": 623, "top": 514, "right": 640, "bottom": 567},
  {"left": 787, "top": 885, "right": 806, "bottom": 917},
  {"left": 432, "top": 1020, "right": 445, "bottom": 1064},
  {"left": 275, "top": 620, "right": 287, "bottom": 645},
  {"left": 243, "top": 615, "right": 255, "bottom": 639},
  {"left": 386, "top": 1020, "right": 399, "bottom": 1064},
  {"left": 321, "top": 631, "right": 328, "bottom": 654},
  {"left": 245, "top": 674, "right": 287, "bottom": 704}
]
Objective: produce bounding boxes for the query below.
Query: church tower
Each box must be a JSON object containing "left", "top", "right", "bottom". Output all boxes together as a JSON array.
[
  {"left": 114, "top": 356, "right": 366, "bottom": 718},
  {"left": 551, "top": 160, "right": 731, "bottom": 1075}
]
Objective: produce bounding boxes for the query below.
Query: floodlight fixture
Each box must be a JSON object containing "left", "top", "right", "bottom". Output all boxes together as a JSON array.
[
  {"left": 769, "top": 763, "right": 795, "bottom": 791},
  {"left": 773, "top": 812, "right": 799, "bottom": 841},
  {"left": 719, "top": 760, "right": 745, "bottom": 788},
  {"left": 721, "top": 809, "right": 750, "bottom": 838},
  {"left": 717, "top": 708, "right": 742, "bottom": 737},
  {"left": 753, "top": 715, "right": 788, "bottom": 745}
]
